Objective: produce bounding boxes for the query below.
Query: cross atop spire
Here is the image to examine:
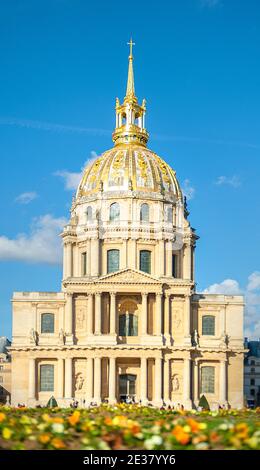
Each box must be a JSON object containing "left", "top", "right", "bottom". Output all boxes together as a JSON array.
[
  {"left": 126, "top": 37, "right": 136, "bottom": 99},
  {"left": 127, "top": 38, "right": 135, "bottom": 58}
]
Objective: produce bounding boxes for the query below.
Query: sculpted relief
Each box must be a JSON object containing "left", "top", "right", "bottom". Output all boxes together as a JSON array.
[
  {"left": 171, "top": 306, "right": 183, "bottom": 334},
  {"left": 74, "top": 360, "right": 87, "bottom": 395}
]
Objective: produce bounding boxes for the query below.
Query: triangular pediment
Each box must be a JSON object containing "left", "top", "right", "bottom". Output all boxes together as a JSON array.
[{"left": 96, "top": 268, "right": 162, "bottom": 285}]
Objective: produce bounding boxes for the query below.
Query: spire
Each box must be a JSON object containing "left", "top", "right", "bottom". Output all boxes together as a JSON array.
[
  {"left": 112, "top": 40, "right": 149, "bottom": 147},
  {"left": 125, "top": 38, "right": 136, "bottom": 100}
]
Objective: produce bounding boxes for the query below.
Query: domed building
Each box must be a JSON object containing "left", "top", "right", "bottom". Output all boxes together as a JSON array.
[{"left": 10, "top": 42, "right": 245, "bottom": 409}]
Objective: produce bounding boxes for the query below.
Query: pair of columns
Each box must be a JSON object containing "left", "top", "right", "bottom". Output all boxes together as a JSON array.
[{"left": 141, "top": 292, "right": 162, "bottom": 336}]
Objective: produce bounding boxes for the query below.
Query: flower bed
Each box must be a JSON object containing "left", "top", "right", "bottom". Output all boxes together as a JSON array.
[{"left": 0, "top": 405, "right": 259, "bottom": 450}]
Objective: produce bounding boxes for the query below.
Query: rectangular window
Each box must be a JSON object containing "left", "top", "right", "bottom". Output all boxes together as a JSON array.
[
  {"left": 82, "top": 252, "right": 87, "bottom": 276},
  {"left": 202, "top": 316, "right": 215, "bottom": 336},
  {"left": 40, "top": 364, "right": 54, "bottom": 392},
  {"left": 140, "top": 250, "right": 151, "bottom": 274},
  {"left": 107, "top": 249, "right": 119, "bottom": 273},
  {"left": 41, "top": 313, "right": 55, "bottom": 334},
  {"left": 201, "top": 366, "right": 215, "bottom": 394}
]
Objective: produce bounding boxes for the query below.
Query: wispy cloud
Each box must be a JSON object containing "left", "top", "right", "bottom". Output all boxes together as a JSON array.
[
  {"left": 203, "top": 272, "right": 260, "bottom": 340},
  {"left": 0, "top": 117, "right": 110, "bottom": 137},
  {"left": 1, "top": 116, "right": 260, "bottom": 151},
  {"left": 0, "top": 214, "right": 67, "bottom": 264},
  {"left": 15, "top": 191, "right": 38, "bottom": 205},
  {"left": 182, "top": 179, "right": 195, "bottom": 201},
  {"left": 54, "top": 151, "right": 98, "bottom": 191},
  {"left": 215, "top": 175, "right": 241, "bottom": 188}
]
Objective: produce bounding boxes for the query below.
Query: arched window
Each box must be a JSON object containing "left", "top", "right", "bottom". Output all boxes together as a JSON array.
[
  {"left": 140, "top": 250, "right": 151, "bottom": 274},
  {"left": 109, "top": 202, "right": 120, "bottom": 221},
  {"left": 86, "top": 206, "right": 92, "bottom": 221},
  {"left": 140, "top": 203, "right": 149, "bottom": 222},
  {"left": 107, "top": 249, "right": 120, "bottom": 273},
  {"left": 202, "top": 315, "right": 215, "bottom": 336},
  {"left": 40, "top": 364, "right": 54, "bottom": 392},
  {"left": 41, "top": 313, "right": 54, "bottom": 334},
  {"left": 201, "top": 366, "right": 215, "bottom": 394},
  {"left": 119, "top": 314, "right": 138, "bottom": 336}
]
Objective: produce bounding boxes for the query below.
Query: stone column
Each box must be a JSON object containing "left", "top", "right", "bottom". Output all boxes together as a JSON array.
[
  {"left": 110, "top": 292, "right": 116, "bottom": 335},
  {"left": 108, "top": 357, "right": 116, "bottom": 404},
  {"left": 65, "top": 292, "right": 73, "bottom": 342},
  {"left": 91, "top": 238, "right": 99, "bottom": 277},
  {"left": 94, "top": 357, "right": 101, "bottom": 404},
  {"left": 183, "top": 242, "right": 191, "bottom": 280},
  {"left": 141, "top": 293, "right": 148, "bottom": 335},
  {"left": 154, "top": 357, "right": 162, "bottom": 406},
  {"left": 158, "top": 240, "right": 165, "bottom": 277},
  {"left": 183, "top": 358, "right": 192, "bottom": 409},
  {"left": 63, "top": 243, "right": 67, "bottom": 279},
  {"left": 95, "top": 292, "right": 102, "bottom": 335},
  {"left": 184, "top": 295, "right": 191, "bottom": 345},
  {"left": 163, "top": 357, "right": 170, "bottom": 404},
  {"left": 66, "top": 242, "right": 73, "bottom": 278},
  {"left": 28, "top": 358, "right": 36, "bottom": 399},
  {"left": 219, "top": 360, "right": 227, "bottom": 405},
  {"left": 140, "top": 357, "right": 148, "bottom": 405},
  {"left": 87, "top": 294, "right": 93, "bottom": 335},
  {"left": 85, "top": 357, "right": 94, "bottom": 404},
  {"left": 155, "top": 293, "right": 162, "bottom": 336},
  {"left": 166, "top": 242, "right": 172, "bottom": 277},
  {"left": 57, "top": 358, "right": 64, "bottom": 399},
  {"left": 164, "top": 294, "right": 170, "bottom": 338},
  {"left": 193, "top": 361, "right": 199, "bottom": 406},
  {"left": 122, "top": 239, "right": 128, "bottom": 269},
  {"left": 65, "top": 358, "right": 73, "bottom": 400}
]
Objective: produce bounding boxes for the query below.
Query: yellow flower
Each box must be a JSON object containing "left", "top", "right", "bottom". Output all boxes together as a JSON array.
[
  {"left": 0, "top": 412, "right": 6, "bottom": 423},
  {"left": 51, "top": 437, "right": 66, "bottom": 449},
  {"left": 38, "top": 433, "right": 51, "bottom": 444},
  {"left": 2, "top": 427, "right": 13, "bottom": 440},
  {"left": 68, "top": 410, "right": 81, "bottom": 426},
  {"left": 42, "top": 413, "right": 51, "bottom": 423},
  {"left": 198, "top": 422, "right": 207, "bottom": 430}
]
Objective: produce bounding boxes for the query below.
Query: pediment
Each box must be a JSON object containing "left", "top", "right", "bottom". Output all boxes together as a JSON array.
[{"left": 96, "top": 269, "right": 162, "bottom": 285}]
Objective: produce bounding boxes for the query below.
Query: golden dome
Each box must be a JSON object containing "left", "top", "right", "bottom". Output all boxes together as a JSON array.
[
  {"left": 77, "top": 145, "right": 182, "bottom": 197},
  {"left": 76, "top": 40, "right": 182, "bottom": 201}
]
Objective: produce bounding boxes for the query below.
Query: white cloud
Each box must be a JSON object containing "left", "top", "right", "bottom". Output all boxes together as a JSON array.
[
  {"left": 215, "top": 175, "right": 241, "bottom": 188},
  {"left": 15, "top": 191, "right": 38, "bottom": 204},
  {"left": 182, "top": 179, "right": 195, "bottom": 201},
  {"left": 0, "top": 214, "right": 67, "bottom": 264},
  {"left": 247, "top": 272, "right": 260, "bottom": 291},
  {"left": 203, "top": 272, "right": 260, "bottom": 340},
  {"left": 54, "top": 151, "right": 98, "bottom": 191},
  {"left": 203, "top": 279, "right": 241, "bottom": 295}
]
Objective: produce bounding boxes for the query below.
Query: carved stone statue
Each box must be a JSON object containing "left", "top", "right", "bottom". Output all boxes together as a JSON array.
[
  {"left": 192, "top": 329, "right": 199, "bottom": 347},
  {"left": 172, "top": 374, "right": 180, "bottom": 392},
  {"left": 58, "top": 328, "right": 65, "bottom": 345},
  {"left": 75, "top": 373, "right": 84, "bottom": 391},
  {"left": 221, "top": 333, "right": 230, "bottom": 348},
  {"left": 29, "top": 328, "right": 38, "bottom": 345}
]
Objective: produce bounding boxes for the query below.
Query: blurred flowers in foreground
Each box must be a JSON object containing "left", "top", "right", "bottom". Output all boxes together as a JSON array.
[{"left": 0, "top": 405, "right": 259, "bottom": 450}]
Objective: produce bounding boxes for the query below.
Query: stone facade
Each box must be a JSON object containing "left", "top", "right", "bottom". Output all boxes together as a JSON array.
[{"left": 10, "top": 44, "right": 245, "bottom": 409}]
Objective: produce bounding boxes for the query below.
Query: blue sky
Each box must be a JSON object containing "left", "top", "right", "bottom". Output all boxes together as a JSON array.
[{"left": 0, "top": 0, "right": 260, "bottom": 339}]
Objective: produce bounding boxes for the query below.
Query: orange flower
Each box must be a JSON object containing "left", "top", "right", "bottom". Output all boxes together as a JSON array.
[
  {"left": 38, "top": 433, "right": 51, "bottom": 444},
  {"left": 68, "top": 410, "right": 81, "bottom": 426},
  {"left": 209, "top": 431, "right": 220, "bottom": 443},
  {"left": 172, "top": 425, "right": 191, "bottom": 445},
  {"left": 187, "top": 418, "right": 200, "bottom": 433},
  {"left": 0, "top": 412, "right": 6, "bottom": 423},
  {"left": 53, "top": 417, "right": 64, "bottom": 424},
  {"left": 51, "top": 437, "right": 66, "bottom": 449},
  {"left": 104, "top": 417, "right": 113, "bottom": 426},
  {"left": 235, "top": 423, "right": 249, "bottom": 440}
]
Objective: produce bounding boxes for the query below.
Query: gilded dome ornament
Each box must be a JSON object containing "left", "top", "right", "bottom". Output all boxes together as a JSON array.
[{"left": 76, "top": 40, "right": 183, "bottom": 202}]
